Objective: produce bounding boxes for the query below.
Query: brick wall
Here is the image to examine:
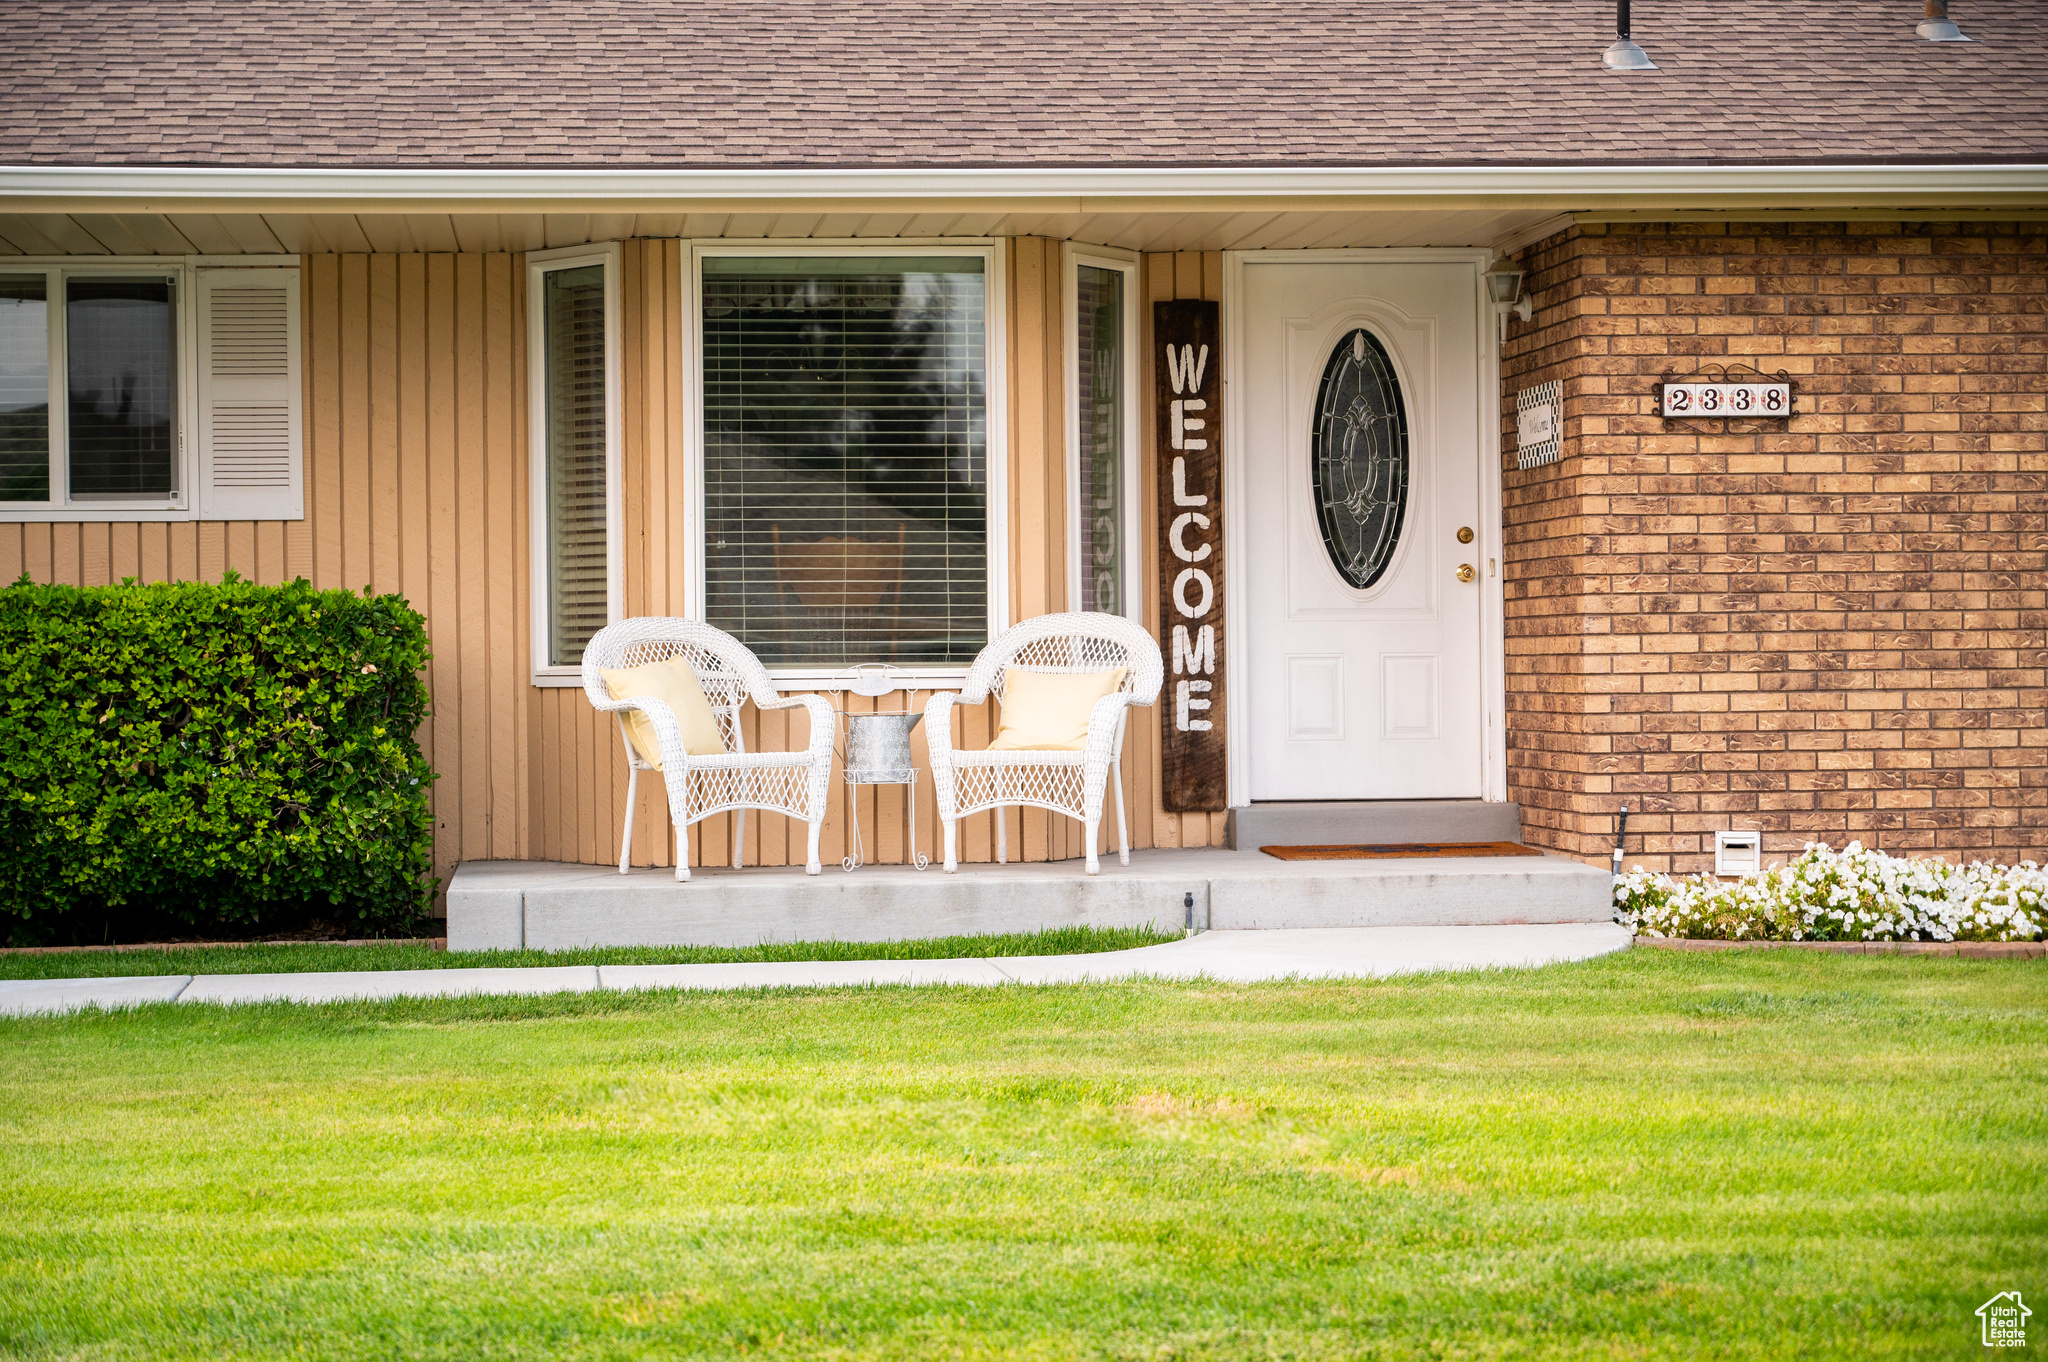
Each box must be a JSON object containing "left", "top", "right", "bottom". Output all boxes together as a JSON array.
[{"left": 1500, "top": 221, "right": 2046, "bottom": 874}]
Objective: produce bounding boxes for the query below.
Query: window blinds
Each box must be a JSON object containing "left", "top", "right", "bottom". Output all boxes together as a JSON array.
[
  {"left": 701, "top": 257, "right": 988, "bottom": 668},
  {"left": 66, "top": 277, "right": 177, "bottom": 500},
  {"left": 0, "top": 276, "right": 48, "bottom": 502},
  {"left": 1075, "top": 265, "right": 1124, "bottom": 615},
  {"left": 542, "top": 264, "right": 609, "bottom": 668}
]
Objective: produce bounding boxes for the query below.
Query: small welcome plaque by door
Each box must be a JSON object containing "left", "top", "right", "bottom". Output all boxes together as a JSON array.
[{"left": 1155, "top": 299, "right": 1226, "bottom": 812}]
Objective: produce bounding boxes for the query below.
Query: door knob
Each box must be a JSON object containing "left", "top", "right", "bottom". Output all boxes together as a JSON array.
[{"left": 1455, "top": 563, "right": 1476, "bottom": 583}]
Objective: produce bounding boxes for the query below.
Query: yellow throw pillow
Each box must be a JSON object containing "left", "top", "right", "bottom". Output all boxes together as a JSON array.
[
  {"left": 600, "top": 657, "right": 726, "bottom": 768},
  {"left": 986, "top": 667, "right": 1127, "bottom": 752}
]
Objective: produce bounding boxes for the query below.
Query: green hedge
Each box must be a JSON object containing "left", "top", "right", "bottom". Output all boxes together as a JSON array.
[{"left": 0, "top": 575, "right": 436, "bottom": 944}]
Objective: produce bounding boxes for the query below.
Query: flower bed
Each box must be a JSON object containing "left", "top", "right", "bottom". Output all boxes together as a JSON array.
[{"left": 1614, "top": 842, "right": 2046, "bottom": 943}]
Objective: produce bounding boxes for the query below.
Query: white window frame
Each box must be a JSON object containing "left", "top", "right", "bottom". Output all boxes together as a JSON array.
[
  {"left": 527, "top": 242, "right": 624, "bottom": 687},
  {"left": 683, "top": 239, "right": 1008, "bottom": 688},
  {"left": 1062, "top": 244, "right": 1143, "bottom": 622},
  {"left": 0, "top": 254, "right": 299, "bottom": 523}
]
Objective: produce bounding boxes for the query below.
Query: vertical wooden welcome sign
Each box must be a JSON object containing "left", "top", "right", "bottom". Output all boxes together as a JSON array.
[{"left": 1154, "top": 299, "right": 1226, "bottom": 812}]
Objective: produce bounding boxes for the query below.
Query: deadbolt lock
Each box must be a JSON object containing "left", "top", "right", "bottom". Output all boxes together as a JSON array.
[
  {"left": 1456, "top": 526, "right": 1475, "bottom": 544},
  {"left": 1455, "top": 563, "right": 1476, "bottom": 583}
]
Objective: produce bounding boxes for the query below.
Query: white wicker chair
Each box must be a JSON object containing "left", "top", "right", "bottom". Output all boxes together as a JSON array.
[
  {"left": 582, "top": 618, "right": 835, "bottom": 880},
  {"left": 924, "top": 612, "right": 1164, "bottom": 875}
]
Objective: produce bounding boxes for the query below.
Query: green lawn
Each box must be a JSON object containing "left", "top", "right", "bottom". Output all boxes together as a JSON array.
[
  {"left": 0, "top": 925, "right": 1179, "bottom": 981},
  {"left": 2, "top": 952, "right": 2042, "bottom": 1360}
]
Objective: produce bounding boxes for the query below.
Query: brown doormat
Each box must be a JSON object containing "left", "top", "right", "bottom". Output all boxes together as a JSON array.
[{"left": 1260, "top": 841, "right": 1544, "bottom": 861}]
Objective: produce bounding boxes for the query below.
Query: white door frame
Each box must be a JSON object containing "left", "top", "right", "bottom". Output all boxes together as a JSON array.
[{"left": 1220, "top": 248, "right": 1507, "bottom": 807}]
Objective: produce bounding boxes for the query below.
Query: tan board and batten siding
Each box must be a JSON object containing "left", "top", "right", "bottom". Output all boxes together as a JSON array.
[{"left": 0, "top": 239, "right": 1227, "bottom": 896}]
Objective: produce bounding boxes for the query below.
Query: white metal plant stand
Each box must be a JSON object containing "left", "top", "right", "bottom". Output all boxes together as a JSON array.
[{"left": 835, "top": 664, "right": 929, "bottom": 872}]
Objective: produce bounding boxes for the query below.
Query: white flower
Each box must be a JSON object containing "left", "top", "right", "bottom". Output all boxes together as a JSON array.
[{"left": 1610, "top": 843, "right": 2048, "bottom": 944}]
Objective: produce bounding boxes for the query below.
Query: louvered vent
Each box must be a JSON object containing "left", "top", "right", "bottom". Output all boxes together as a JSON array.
[
  {"left": 209, "top": 287, "right": 290, "bottom": 376},
  {"left": 208, "top": 403, "right": 292, "bottom": 487}
]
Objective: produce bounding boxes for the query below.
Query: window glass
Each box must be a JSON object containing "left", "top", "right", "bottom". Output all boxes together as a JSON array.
[
  {"left": 1075, "top": 264, "right": 1124, "bottom": 614},
  {"left": 0, "top": 276, "right": 49, "bottom": 502},
  {"left": 541, "top": 264, "right": 609, "bottom": 668},
  {"left": 1311, "top": 328, "right": 1409, "bottom": 590},
  {"left": 701, "top": 256, "right": 988, "bottom": 667},
  {"left": 67, "top": 277, "right": 177, "bottom": 499}
]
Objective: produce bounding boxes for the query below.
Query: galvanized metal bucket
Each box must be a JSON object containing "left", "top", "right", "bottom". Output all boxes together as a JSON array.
[
  {"left": 834, "top": 664, "right": 930, "bottom": 871},
  {"left": 843, "top": 709, "right": 922, "bottom": 784}
]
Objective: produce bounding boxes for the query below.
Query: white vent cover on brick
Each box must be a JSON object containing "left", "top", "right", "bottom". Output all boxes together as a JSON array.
[
  {"left": 197, "top": 268, "right": 302, "bottom": 521},
  {"left": 1715, "top": 830, "right": 1762, "bottom": 877}
]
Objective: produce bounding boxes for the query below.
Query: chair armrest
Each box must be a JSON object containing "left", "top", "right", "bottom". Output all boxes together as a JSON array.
[
  {"left": 1084, "top": 691, "right": 1137, "bottom": 766},
  {"left": 1128, "top": 659, "right": 1164, "bottom": 707},
  {"left": 757, "top": 691, "right": 837, "bottom": 762},
  {"left": 922, "top": 691, "right": 963, "bottom": 768},
  {"left": 585, "top": 683, "right": 638, "bottom": 714}
]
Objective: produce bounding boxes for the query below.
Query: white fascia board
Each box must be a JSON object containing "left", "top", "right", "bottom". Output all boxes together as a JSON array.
[{"left": 2, "top": 162, "right": 2045, "bottom": 211}]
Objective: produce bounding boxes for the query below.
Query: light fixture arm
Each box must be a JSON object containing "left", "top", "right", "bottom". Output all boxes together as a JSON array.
[{"left": 1496, "top": 297, "right": 1533, "bottom": 343}]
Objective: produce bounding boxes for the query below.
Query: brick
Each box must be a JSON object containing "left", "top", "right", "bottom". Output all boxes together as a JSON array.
[{"left": 1504, "top": 220, "right": 2048, "bottom": 874}]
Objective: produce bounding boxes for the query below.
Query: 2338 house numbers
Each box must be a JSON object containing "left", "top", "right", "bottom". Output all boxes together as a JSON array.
[
  {"left": 1658, "top": 382, "right": 1792, "bottom": 417},
  {"left": 1653, "top": 364, "right": 1797, "bottom": 428}
]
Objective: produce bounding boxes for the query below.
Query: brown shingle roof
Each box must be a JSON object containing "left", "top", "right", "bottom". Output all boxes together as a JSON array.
[{"left": 3, "top": 0, "right": 2046, "bottom": 169}]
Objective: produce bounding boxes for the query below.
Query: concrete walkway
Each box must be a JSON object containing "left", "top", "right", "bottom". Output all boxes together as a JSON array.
[{"left": 0, "top": 923, "right": 1634, "bottom": 1017}]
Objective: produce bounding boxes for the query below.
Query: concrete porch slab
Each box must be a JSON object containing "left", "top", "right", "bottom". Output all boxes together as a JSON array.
[{"left": 447, "top": 846, "right": 1614, "bottom": 951}]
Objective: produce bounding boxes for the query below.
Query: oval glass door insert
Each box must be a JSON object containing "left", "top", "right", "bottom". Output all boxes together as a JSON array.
[{"left": 1311, "top": 328, "right": 1410, "bottom": 590}]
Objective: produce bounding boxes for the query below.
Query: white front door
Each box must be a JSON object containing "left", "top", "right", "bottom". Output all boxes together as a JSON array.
[{"left": 1239, "top": 258, "right": 1487, "bottom": 801}]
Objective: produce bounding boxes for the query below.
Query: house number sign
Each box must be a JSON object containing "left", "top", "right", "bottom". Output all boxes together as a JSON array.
[
  {"left": 1155, "top": 299, "right": 1226, "bottom": 813},
  {"left": 1657, "top": 381, "right": 1792, "bottom": 418}
]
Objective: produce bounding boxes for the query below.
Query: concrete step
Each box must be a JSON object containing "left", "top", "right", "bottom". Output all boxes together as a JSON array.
[
  {"left": 447, "top": 845, "right": 1612, "bottom": 951},
  {"left": 1226, "top": 799, "right": 1521, "bottom": 849}
]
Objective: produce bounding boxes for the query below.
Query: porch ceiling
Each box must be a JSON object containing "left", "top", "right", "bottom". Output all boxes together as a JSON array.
[{"left": 0, "top": 206, "right": 1580, "bottom": 256}]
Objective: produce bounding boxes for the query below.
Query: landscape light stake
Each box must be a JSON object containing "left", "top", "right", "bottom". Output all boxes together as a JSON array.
[{"left": 1612, "top": 805, "right": 1631, "bottom": 879}]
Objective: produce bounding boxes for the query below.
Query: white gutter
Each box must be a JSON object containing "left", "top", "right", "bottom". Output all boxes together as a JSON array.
[{"left": 2, "top": 162, "right": 2045, "bottom": 207}]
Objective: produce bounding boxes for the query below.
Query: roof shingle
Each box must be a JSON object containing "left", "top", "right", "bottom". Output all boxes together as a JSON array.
[{"left": 3, "top": 0, "right": 2046, "bottom": 169}]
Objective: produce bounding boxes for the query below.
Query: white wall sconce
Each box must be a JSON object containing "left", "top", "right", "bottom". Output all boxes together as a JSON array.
[
  {"left": 1918, "top": 0, "right": 1970, "bottom": 41},
  {"left": 1603, "top": 0, "right": 1658, "bottom": 69},
  {"left": 1485, "top": 261, "right": 1532, "bottom": 340}
]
